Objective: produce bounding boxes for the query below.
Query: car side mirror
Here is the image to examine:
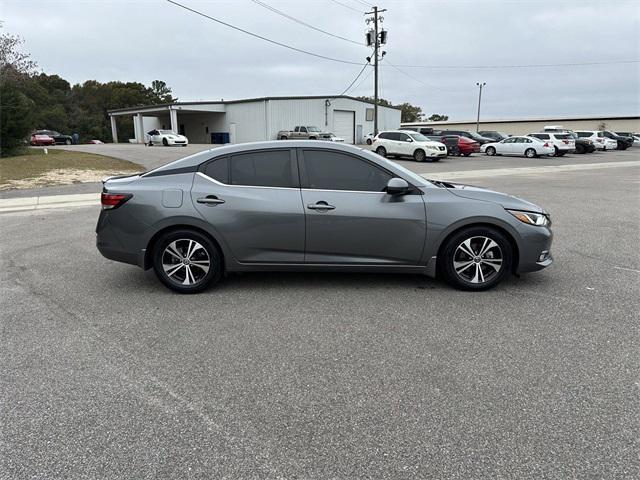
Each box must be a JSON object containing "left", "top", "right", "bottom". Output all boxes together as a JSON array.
[
  {"left": 406, "top": 138, "right": 413, "bottom": 142},
  {"left": 386, "top": 177, "right": 410, "bottom": 195}
]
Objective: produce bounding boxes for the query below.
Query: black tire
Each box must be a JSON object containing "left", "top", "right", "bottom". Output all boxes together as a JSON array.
[
  {"left": 162, "top": 138, "right": 169, "bottom": 146},
  {"left": 280, "top": 135, "right": 288, "bottom": 140},
  {"left": 524, "top": 148, "right": 537, "bottom": 158},
  {"left": 440, "top": 226, "right": 513, "bottom": 291},
  {"left": 463, "top": 152, "right": 471, "bottom": 157},
  {"left": 375, "top": 146, "right": 387, "bottom": 157},
  {"left": 413, "top": 149, "right": 427, "bottom": 162},
  {"left": 148, "top": 141, "right": 153, "bottom": 146},
  {"left": 486, "top": 146, "right": 496, "bottom": 156},
  {"left": 366, "top": 139, "right": 372, "bottom": 145},
  {"left": 575, "top": 145, "right": 585, "bottom": 154},
  {"left": 152, "top": 229, "right": 223, "bottom": 294},
  {"left": 553, "top": 146, "right": 561, "bottom": 157},
  {"left": 309, "top": 136, "right": 317, "bottom": 140},
  {"left": 65, "top": 139, "right": 72, "bottom": 145},
  {"left": 557, "top": 151, "right": 566, "bottom": 157},
  {"left": 182, "top": 144, "right": 188, "bottom": 147}
]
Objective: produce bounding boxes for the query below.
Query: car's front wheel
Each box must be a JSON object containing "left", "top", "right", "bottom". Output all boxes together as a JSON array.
[
  {"left": 440, "top": 226, "right": 512, "bottom": 291},
  {"left": 413, "top": 149, "right": 426, "bottom": 162},
  {"left": 375, "top": 146, "right": 387, "bottom": 157},
  {"left": 153, "top": 230, "right": 223, "bottom": 293},
  {"left": 486, "top": 146, "right": 496, "bottom": 156},
  {"left": 162, "top": 138, "right": 169, "bottom": 146}
]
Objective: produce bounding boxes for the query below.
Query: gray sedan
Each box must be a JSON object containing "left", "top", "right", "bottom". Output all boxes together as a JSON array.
[{"left": 97, "top": 141, "right": 553, "bottom": 293}]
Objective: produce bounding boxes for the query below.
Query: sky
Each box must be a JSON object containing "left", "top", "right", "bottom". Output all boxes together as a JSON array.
[{"left": 3, "top": 0, "right": 640, "bottom": 120}]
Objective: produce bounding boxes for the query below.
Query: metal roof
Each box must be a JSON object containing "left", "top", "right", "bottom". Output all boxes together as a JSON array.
[{"left": 108, "top": 95, "right": 402, "bottom": 115}]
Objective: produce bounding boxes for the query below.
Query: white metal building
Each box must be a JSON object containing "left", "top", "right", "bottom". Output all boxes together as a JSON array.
[{"left": 108, "top": 96, "right": 401, "bottom": 145}]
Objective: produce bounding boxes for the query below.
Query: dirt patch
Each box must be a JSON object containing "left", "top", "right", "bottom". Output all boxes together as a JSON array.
[{"left": 0, "top": 169, "right": 138, "bottom": 190}]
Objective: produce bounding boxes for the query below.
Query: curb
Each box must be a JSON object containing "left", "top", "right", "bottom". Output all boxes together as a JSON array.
[{"left": 0, "top": 193, "right": 100, "bottom": 213}]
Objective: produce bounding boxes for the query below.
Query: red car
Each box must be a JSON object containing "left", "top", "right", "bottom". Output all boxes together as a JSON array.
[
  {"left": 30, "top": 134, "right": 56, "bottom": 146},
  {"left": 457, "top": 136, "right": 480, "bottom": 156}
]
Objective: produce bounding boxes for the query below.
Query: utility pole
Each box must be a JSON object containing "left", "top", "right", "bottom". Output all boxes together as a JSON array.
[
  {"left": 475, "top": 82, "right": 486, "bottom": 132},
  {"left": 365, "top": 6, "right": 387, "bottom": 135}
]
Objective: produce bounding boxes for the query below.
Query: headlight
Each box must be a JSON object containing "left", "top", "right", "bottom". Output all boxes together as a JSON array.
[
  {"left": 426, "top": 145, "right": 439, "bottom": 150},
  {"left": 507, "top": 209, "right": 550, "bottom": 226}
]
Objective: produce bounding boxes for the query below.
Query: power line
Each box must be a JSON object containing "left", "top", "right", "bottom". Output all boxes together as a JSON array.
[
  {"left": 388, "top": 59, "right": 640, "bottom": 69},
  {"left": 383, "top": 58, "right": 454, "bottom": 92},
  {"left": 166, "top": 0, "right": 363, "bottom": 65},
  {"left": 339, "top": 62, "right": 372, "bottom": 95},
  {"left": 352, "top": 0, "right": 373, "bottom": 7},
  {"left": 328, "top": 0, "right": 364, "bottom": 14},
  {"left": 249, "top": 0, "right": 363, "bottom": 46},
  {"left": 352, "top": 67, "right": 373, "bottom": 92}
]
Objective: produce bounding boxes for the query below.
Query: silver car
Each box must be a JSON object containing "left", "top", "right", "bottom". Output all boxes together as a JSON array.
[{"left": 97, "top": 141, "right": 553, "bottom": 293}]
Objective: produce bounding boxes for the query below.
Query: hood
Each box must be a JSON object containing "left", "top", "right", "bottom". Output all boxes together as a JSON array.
[
  {"left": 417, "top": 140, "right": 445, "bottom": 147},
  {"left": 440, "top": 182, "right": 545, "bottom": 213}
]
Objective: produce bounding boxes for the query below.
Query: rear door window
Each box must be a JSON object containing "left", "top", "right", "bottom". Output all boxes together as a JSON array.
[
  {"left": 301, "top": 150, "right": 392, "bottom": 192},
  {"left": 230, "top": 150, "right": 296, "bottom": 188},
  {"left": 554, "top": 134, "right": 571, "bottom": 139},
  {"left": 201, "top": 157, "right": 229, "bottom": 184}
]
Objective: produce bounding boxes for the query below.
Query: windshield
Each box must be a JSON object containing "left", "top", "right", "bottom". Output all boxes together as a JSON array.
[
  {"left": 468, "top": 132, "right": 485, "bottom": 140},
  {"left": 307, "top": 127, "right": 321, "bottom": 132},
  {"left": 409, "top": 133, "right": 431, "bottom": 142},
  {"left": 159, "top": 130, "right": 177, "bottom": 135}
]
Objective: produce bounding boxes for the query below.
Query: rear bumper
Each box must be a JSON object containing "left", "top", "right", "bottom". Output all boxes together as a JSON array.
[{"left": 96, "top": 212, "right": 144, "bottom": 267}]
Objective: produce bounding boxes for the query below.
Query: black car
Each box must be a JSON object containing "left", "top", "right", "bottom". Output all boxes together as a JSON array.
[
  {"left": 573, "top": 136, "right": 596, "bottom": 154},
  {"left": 438, "top": 129, "right": 495, "bottom": 145},
  {"left": 614, "top": 132, "right": 636, "bottom": 147},
  {"left": 426, "top": 134, "right": 460, "bottom": 156},
  {"left": 602, "top": 131, "right": 631, "bottom": 150},
  {"left": 35, "top": 129, "right": 73, "bottom": 145},
  {"left": 479, "top": 130, "right": 510, "bottom": 142}
]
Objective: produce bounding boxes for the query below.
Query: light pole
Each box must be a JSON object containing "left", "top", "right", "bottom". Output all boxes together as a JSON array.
[{"left": 475, "top": 82, "right": 486, "bottom": 133}]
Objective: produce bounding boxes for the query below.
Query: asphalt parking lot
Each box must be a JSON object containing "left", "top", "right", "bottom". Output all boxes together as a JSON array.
[{"left": 1, "top": 150, "right": 639, "bottom": 479}]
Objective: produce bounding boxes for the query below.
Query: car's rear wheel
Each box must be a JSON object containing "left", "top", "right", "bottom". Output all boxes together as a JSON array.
[
  {"left": 162, "top": 138, "right": 169, "bottom": 146},
  {"left": 153, "top": 230, "right": 223, "bottom": 293},
  {"left": 486, "top": 146, "right": 496, "bottom": 156},
  {"left": 440, "top": 226, "right": 512, "bottom": 291},
  {"left": 280, "top": 135, "right": 288, "bottom": 140},
  {"left": 413, "top": 149, "right": 426, "bottom": 162},
  {"left": 366, "top": 139, "right": 372, "bottom": 145},
  {"left": 575, "top": 144, "right": 585, "bottom": 154},
  {"left": 463, "top": 152, "right": 471, "bottom": 157},
  {"left": 525, "top": 148, "right": 536, "bottom": 158},
  {"left": 65, "top": 139, "right": 72, "bottom": 145},
  {"left": 375, "top": 146, "right": 387, "bottom": 157}
]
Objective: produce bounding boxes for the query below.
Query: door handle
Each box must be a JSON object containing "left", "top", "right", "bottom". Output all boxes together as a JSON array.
[
  {"left": 307, "top": 201, "right": 335, "bottom": 211},
  {"left": 197, "top": 195, "right": 225, "bottom": 205}
]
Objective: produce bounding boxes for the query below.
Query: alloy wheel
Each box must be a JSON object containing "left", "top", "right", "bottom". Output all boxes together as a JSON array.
[
  {"left": 453, "top": 236, "right": 503, "bottom": 284},
  {"left": 161, "top": 239, "right": 211, "bottom": 286}
]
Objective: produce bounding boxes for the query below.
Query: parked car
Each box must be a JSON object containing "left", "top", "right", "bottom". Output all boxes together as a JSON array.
[
  {"left": 426, "top": 134, "right": 459, "bottom": 156},
  {"left": 373, "top": 130, "right": 447, "bottom": 162},
  {"left": 277, "top": 126, "right": 329, "bottom": 140},
  {"left": 88, "top": 139, "right": 105, "bottom": 144},
  {"left": 34, "top": 129, "right": 73, "bottom": 145},
  {"left": 438, "top": 129, "right": 495, "bottom": 145},
  {"left": 528, "top": 132, "right": 575, "bottom": 156},
  {"left": 30, "top": 133, "right": 56, "bottom": 146},
  {"left": 97, "top": 141, "right": 553, "bottom": 293},
  {"left": 574, "top": 131, "right": 618, "bottom": 150},
  {"left": 633, "top": 135, "right": 640, "bottom": 147},
  {"left": 572, "top": 135, "right": 596, "bottom": 154},
  {"left": 146, "top": 129, "right": 189, "bottom": 147},
  {"left": 403, "top": 126, "right": 436, "bottom": 135},
  {"left": 603, "top": 131, "right": 632, "bottom": 149},
  {"left": 479, "top": 131, "right": 510, "bottom": 142},
  {"left": 457, "top": 136, "right": 481, "bottom": 156},
  {"left": 481, "top": 136, "right": 554, "bottom": 158},
  {"left": 319, "top": 133, "right": 345, "bottom": 142}
]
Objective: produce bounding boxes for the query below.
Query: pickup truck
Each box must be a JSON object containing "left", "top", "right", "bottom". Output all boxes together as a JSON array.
[{"left": 277, "top": 126, "right": 329, "bottom": 140}]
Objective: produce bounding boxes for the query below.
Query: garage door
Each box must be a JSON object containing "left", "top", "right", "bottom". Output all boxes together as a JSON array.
[{"left": 333, "top": 110, "right": 355, "bottom": 144}]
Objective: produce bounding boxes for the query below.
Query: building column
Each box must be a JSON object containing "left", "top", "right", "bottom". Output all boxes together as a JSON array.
[
  {"left": 169, "top": 107, "right": 178, "bottom": 133},
  {"left": 136, "top": 113, "right": 144, "bottom": 143},
  {"left": 110, "top": 115, "right": 118, "bottom": 143}
]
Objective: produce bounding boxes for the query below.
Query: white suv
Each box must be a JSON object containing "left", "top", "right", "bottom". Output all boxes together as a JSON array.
[
  {"left": 528, "top": 132, "right": 575, "bottom": 156},
  {"left": 574, "top": 131, "right": 618, "bottom": 151},
  {"left": 373, "top": 130, "right": 447, "bottom": 162}
]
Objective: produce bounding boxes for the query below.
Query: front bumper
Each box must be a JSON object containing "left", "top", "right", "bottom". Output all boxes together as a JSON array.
[{"left": 516, "top": 226, "right": 554, "bottom": 274}]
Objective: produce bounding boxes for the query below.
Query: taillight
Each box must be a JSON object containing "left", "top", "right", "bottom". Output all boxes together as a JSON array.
[
  {"left": 101, "top": 193, "right": 132, "bottom": 210},
  {"left": 543, "top": 142, "right": 550, "bottom": 147},
  {"left": 562, "top": 140, "right": 569, "bottom": 144}
]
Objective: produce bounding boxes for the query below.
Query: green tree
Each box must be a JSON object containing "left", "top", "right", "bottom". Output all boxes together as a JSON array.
[
  {"left": 428, "top": 114, "right": 449, "bottom": 121},
  {"left": 357, "top": 96, "right": 423, "bottom": 122}
]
